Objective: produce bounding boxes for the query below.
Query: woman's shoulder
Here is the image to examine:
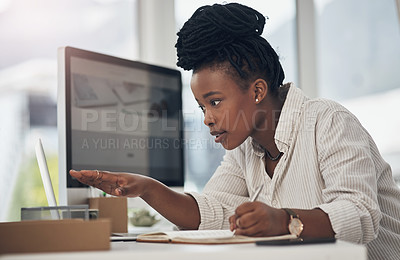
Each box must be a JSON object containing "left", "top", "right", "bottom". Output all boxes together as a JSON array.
[
  {"left": 304, "top": 96, "right": 358, "bottom": 122},
  {"left": 283, "top": 84, "right": 354, "bottom": 119},
  {"left": 306, "top": 97, "right": 348, "bottom": 113},
  {"left": 301, "top": 96, "right": 369, "bottom": 142}
]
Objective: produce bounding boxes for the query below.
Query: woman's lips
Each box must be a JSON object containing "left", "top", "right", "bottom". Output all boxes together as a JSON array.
[{"left": 214, "top": 131, "right": 227, "bottom": 143}]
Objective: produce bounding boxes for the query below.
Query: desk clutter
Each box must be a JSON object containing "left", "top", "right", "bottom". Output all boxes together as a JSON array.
[
  {"left": 0, "top": 197, "right": 128, "bottom": 254},
  {"left": 0, "top": 219, "right": 110, "bottom": 254},
  {"left": 89, "top": 197, "right": 128, "bottom": 233},
  {"left": 20, "top": 205, "right": 95, "bottom": 221}
]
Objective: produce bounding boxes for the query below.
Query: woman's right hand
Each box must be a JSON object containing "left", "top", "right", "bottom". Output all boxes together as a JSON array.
[{"left": 69, "top": 169, "right": 149, "bottom": 197}]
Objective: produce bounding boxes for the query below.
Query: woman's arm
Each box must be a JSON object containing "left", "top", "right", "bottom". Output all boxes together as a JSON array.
[
  {"left": 139, "top": 176, "right": 200, "bottom": 230},
  {"left": 231, "top": 110, "right": 381, "bottom": 241},
  {"left": 69, "top": 170, "right": 200, "bottom": 230}
]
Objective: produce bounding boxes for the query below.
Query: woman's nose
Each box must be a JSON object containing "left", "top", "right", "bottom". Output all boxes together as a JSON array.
[{"left": 203, "top": 110, "right": 215, "bottom": 127}]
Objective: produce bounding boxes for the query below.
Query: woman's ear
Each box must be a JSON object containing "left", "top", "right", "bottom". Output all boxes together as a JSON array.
[{"left": 252, "top": 79, "right": 268, "bottom": 104}]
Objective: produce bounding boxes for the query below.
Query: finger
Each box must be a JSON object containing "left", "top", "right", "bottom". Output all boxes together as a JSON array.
[
  {"left": 69, "top": 170, "right": 95, "bottom": 185},
  {"left": 94, "top": 181, "right": 117, "bottom": 196},
  {"left": 236, "top": 218, "right": 241, "bottom": 229},
  {"left": 95, "top": 170, "right": 114, "bottom": 181},
  {"left": 76, "top": 170, "right": 106, "bottom": 190},
  {"left": 252, "top": 230, "right": 265, "bottom": 237},
  {"left": 115, "top": 187, "right": 124, "bottom": 196},
  {"left": 78, "top": 170, "right": 99, "bottom": 182},
  {"left": 235, "top": 202, "right": 256, "bottom": 217},
  {"left": 97, "top": 175, "right": 126, "bottom": 197},
  {"left": 229, "top": 215, "right": 237, "bottom": 231},
  {"left": 235, "top": 210, "right": 262, "bottom": 229},
  {"left": 98, "top": 171, "right": 127, "bottom": 189},
  {"left": 69, "top": 170, "right": 86, "bottom": 183},
  {"left": 94, "top": 171, "right": 120, "bottom": 194},
  {"left": 116, "top": 175, "right": 128, "bottom": 191},
  {"left": 116, "top": 174, "right": 124, "bottom": 187},
  {"left": 234, "top": 220, "right": 261, "bottom": 236},
  {"left": 236, "top": 227, "right": 264, "bottom": 237},
  {"left": 104, "top": 186, "right": 121, "bottom": 197},
  {"left": 110, "top": 180, "right": 122, "bottom": 196},
  {"left": 69, "top": 169, "right": 81, "bottom": 178},
  {"left": 88, "top": 170, "right": 114, "bottom": 185}
]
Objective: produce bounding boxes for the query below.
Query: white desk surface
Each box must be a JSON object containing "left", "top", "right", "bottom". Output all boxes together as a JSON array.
[{"left": 0, "top": 240, "right": 366, "bottom": 260}]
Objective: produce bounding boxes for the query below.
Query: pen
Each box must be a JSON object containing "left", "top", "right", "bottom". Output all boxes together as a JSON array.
[
  {"left": 232, "top": 183, "right": 265, "bottom": 233},
  {"left": 250, "top": 184, "right": 264, "bottom": 202}
]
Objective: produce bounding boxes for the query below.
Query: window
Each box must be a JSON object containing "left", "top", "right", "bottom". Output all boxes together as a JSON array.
[
  {"left": 315, "top": 0, "right": 400, "bottom": 183},
  {"left": 0, "top": 0, "right": 138, "bottom": 221},
  {"left": 175, "top": 0, "right": 298, "bottom": 192}
]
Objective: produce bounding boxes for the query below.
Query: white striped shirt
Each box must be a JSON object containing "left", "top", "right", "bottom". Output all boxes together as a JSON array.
[{"left": 188, "top": 84, "right": 400, "bottom": 260}]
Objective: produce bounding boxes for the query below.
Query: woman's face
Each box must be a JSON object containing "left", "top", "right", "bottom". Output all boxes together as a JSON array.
[{"left": 191, "top": 68, "right": 257, "bottom": 150}]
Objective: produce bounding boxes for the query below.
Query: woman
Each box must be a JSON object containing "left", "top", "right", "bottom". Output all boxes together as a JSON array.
[{"left": 70, "top": 3, "right": 400, "bottom": 259}]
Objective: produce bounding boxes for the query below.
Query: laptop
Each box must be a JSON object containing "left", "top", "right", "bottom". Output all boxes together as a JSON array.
[
  {"left": 35, "top": 138, "right": 138, "bottom": 241},
  {"left": 35, "top": 138, "right": 60, "bottom": 220}
]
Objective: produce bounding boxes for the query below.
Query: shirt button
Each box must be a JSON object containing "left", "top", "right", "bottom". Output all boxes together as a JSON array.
[{"left": 272, "top": 200, "right": 278, "bottom": 207}]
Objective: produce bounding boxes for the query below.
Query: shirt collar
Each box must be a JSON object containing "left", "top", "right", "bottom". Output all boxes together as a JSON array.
[{"left": 251, "top": 83, "right": 308, "bottom": 155}]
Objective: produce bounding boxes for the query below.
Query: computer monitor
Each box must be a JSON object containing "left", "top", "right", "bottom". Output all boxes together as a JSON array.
[{"left": 58, "top": 47, "right": 184, "bottom": 205}]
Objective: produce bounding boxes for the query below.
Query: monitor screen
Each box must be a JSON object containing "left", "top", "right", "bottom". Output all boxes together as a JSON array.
[{"left": 58, "top": 47, "right": 183, "bottom": 204}]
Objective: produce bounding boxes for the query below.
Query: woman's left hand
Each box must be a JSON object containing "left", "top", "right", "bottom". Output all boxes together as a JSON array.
[{"left": 229, "top": 201, "right": 288, "bottom": 237}]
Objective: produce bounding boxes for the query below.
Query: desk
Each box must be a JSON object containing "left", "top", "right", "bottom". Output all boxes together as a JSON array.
[{"left": 0, "top": 240, "right": 366, "bottom": 260}]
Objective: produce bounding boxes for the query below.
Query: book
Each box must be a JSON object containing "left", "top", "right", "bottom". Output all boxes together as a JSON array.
[{"left": 136, "top": 230, "right": 297, "bottom": 245}]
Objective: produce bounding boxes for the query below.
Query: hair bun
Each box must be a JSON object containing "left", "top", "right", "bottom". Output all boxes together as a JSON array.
[
  {"left": 198, "top": 3, "right": 266, "bottom": 39},
  {"left": 176, "top": 3, "right": 267, "bottom": 71},
  {"left": 175, "top": 1, "right": 286, "bottom": 90}
]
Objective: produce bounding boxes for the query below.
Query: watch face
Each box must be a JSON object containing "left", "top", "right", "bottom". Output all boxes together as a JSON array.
[{"left": 289, "top": 218, "right": 304, "bottom": 237}]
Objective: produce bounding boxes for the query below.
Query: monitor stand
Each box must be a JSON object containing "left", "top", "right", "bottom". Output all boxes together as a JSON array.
[{"left": 67, "top": 187, "right": 91, "bottom": 205}]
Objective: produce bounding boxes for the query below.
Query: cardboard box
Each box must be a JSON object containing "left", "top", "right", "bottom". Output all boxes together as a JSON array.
[
  {"left": 0, "top": 219, "right": 110, "bottom": 254},
  {"left": 89, "top": 197, "right": 127, "bottom": 233}
]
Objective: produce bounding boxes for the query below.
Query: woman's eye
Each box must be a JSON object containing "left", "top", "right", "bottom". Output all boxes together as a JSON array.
[{"left": 210, "top": 100, "right": 221, "bottom": 106}]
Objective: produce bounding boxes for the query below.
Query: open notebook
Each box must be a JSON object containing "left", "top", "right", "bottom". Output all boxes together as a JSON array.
[{"left": 136, "top": 230, "right": 297, "bottom": 245}]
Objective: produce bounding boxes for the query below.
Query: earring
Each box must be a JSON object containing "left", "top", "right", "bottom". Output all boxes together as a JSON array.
[{"left": 255, "top": 98, "right": 259, "bottom": 103}]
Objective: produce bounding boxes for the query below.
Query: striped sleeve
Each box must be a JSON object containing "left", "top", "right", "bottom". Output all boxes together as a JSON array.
[{"left": 317, "top": 110, "right": 381, "bottom": 244}]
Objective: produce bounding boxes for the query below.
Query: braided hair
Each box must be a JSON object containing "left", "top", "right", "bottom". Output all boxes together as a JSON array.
[{"left": 176, "top": 3, "right": 285, "bottom": 95}]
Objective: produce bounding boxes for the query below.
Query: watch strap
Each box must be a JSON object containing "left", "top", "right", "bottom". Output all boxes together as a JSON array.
[
  {"left": 283, "top": 208, "right": 299, "bottom": 219},
  {"left": 282, "top": 208, "right": 303, "bottom": 237}
]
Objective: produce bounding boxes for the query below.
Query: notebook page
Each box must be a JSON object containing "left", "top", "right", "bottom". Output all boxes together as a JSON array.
[{"left": 164, "top": 230, "right": 234, "bottom": 239}]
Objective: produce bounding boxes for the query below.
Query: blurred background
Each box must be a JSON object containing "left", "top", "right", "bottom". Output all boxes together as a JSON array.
[{"left": 0, "top": 0, "right": 399, "bottom": 221}]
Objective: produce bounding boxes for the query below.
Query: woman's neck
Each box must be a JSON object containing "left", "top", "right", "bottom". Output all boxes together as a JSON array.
[{"left": 251, "top": 88, "right": 288, "bottom": 156}]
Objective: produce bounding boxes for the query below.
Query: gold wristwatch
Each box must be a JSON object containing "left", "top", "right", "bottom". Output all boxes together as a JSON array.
[{"left": 283, "top": 208, "right": 304, "bottom": 237}]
